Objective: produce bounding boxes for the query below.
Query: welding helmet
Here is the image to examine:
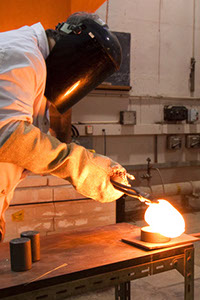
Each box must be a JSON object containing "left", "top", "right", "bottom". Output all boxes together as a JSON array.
[{"left": 45, "top": 16, "right": 122, "bottom": 113}]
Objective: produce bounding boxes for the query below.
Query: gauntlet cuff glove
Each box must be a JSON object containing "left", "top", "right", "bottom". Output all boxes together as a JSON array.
[{"left": 0, "top": 122, "right": 127, "bottom": 202}]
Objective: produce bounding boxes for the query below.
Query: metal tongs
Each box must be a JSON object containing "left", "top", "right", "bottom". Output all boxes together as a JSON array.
[{"left": 111, "top": 179, "right": 157, "bottom": 205}]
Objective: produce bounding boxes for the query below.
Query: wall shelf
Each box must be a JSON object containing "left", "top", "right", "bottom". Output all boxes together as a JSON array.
[{"left": 96, "top": 84, "right": 132, "bottom": 91}]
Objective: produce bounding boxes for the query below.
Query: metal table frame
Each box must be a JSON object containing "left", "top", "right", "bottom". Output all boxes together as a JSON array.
[
  {"left": 4, "top": 246, "right": 194, "bottom": 300},
  {"left": 0, "top": 225, "right": 195, "bottom": 300}
]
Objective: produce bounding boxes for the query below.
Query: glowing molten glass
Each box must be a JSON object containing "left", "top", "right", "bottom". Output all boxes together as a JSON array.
[{"left": 144, "top": 199, "right": 185, "bottom": 238}]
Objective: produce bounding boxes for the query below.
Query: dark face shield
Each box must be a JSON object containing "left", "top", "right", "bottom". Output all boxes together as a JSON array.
[{"left": 45, "top": 19, "right": 122, "bottom": 113}]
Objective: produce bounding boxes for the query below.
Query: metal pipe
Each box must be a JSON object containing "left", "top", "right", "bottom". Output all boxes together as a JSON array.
[
  {"left": 88, "top": 90, "right": 200, "bottom": 100},
  {"left": 106, "top": 0, "right": 110, "bottom": 25},
  {"left": 124, "top": 161, "right": 200, "bottom": 171},
  {"left": 135, "top": 181, "right": 200, "bottom": 198},
  {"left": 158, "top": 0, "right": 162, "bottom": 84},
  {"left": 192, "top": 0, "right": 196, "bottom": 58},
  {"left": 154, "top": 135, "right": 158, "bottom": 163}
]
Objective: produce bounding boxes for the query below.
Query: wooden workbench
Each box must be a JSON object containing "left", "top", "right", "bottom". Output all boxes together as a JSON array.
[{"left": 0, "top": 223, "right": 196, "bottom": 299}]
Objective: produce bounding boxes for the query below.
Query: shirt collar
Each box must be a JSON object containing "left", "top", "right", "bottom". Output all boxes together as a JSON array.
[{"left": 31, "top": 22, "right": 50, "bottom": 59}]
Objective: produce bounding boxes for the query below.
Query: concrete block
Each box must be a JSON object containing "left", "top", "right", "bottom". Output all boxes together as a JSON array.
[
  {"left": 87, "top": 214, "right": 115, "bottom": 226},
  {"left": 16, "top": 219, "right": 53, "bottom": 235},
  {"left": 17, "top": 174, "right": 48, "bottom": 188},
  {"left": 53, "top": 186, "right": 87, "bottom": 201},
  {"left": 54, "top": 200, "right": 114, "bottom": 217},
  {"left": 10, "top": 187, "right": 53, "bottom": 205},
  {"left": 3, "top": 221, "right": 18, "bottom": 242},
  {"left": 54, "top": 213, "right": 115, "bottom": 233},
  {"left": 47, "top": 175, "right": 70, "bottom": 186},
  {"left": 6, "top": 203, "right": 55, "bottom": 221},
  {"left": 4, "top": 218, "right": 53, "bottom": 242},
  {"left": 53, "top": 200, "right": 115, "bottom": 232},
  {"left": 4, "top": 197, "right": 115, "bottom": 240},
  {"left": 4, "top": 203, "right": 55, "bottom": 242}
]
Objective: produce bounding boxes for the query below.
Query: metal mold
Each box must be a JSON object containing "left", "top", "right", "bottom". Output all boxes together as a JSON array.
[
  {"left": 121, "top": 227, "right": 198, "bottom": 250},
  {"left": 20, "top": 231, "right": 40, "bottom": 262},
  {"left": 140, "top": 226, "right": 170, "bottom": 243},
  {"left": 9, "top": 238, "right": 32, "bottom": 272}
]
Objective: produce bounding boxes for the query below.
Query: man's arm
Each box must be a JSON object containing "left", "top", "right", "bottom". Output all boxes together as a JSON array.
[{"left": 0, "top": 121, "right": 126, "bottom": 202}]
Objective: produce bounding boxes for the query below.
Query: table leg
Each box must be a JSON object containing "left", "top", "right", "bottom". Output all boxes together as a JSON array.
[
  {"left": 116, "top": 196, "right": 126, "bottom": 223},
  {"left": 115, "top": 281, "right": 131, "bottom": 300},
  {"left": 184, "top": 247, "right": 194, "bottom": 300}
]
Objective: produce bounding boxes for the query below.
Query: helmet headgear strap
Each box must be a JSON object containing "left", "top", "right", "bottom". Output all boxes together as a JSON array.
[{"left": 56, "top": 22, "right": 83, "bottom": 35}]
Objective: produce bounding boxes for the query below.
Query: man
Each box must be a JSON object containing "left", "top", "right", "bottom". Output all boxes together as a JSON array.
[{"left": 0, "top": 12, "right": 128, "bottom": 241}]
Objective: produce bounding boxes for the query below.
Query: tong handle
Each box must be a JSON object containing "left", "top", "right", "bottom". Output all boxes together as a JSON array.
[{"left": 111, "top": 179, "right": 152, "bottom": 204}]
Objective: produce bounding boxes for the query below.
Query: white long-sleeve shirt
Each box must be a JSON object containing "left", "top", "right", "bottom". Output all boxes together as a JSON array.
[
  {"left": 0, "top": 23, "right": 49, "bottom": 205},
  {"left": 0, "top": 22, "right": 49, "bottom": 142}
]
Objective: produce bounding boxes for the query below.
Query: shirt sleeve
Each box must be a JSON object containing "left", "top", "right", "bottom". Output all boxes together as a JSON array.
[
  {"left": 0, "top": 47, "right": 44, "bottom": 128},
  {"left": 0, "top": 45, "right": 44, "bottom": 143}
]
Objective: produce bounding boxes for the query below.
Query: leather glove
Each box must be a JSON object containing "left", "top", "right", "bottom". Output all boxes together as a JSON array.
[
  {"left": 0, "top": 219, "right": 5, "bottom": 241},
  {"left": 0, "top": 121, "right": 129, "bottom": 202}
]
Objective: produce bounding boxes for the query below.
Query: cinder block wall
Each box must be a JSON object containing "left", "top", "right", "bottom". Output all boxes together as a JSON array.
[{"left": 4, "top": 175, "right": 115, "bottom": 242}]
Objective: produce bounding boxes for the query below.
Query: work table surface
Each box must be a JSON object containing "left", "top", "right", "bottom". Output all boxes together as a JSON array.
[{"left": 0, "top": 223, "right": 193, "bottom": 298}]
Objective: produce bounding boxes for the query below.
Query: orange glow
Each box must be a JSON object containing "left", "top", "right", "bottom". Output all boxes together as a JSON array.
[
  {"left": 56, "top": 80, "right": 81, "bottom": 106},
  {"left": 144, "top": 199, "right": 185, "bottom": 238},
  {"left": 63, "top": 80, "right": 81, "bottom": 98}
]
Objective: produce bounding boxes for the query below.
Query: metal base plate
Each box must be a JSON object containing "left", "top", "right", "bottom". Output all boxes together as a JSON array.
[{"left": 121, "top": 229, "right": 199, "bottom": 250}]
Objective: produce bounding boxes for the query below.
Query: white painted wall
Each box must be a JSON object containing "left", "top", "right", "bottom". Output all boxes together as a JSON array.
[
  {"left": 96, "top": 0, "right": 199, "bottom": 98},
  {"left": 72, "top": 0, "right": 200, "bottom": 177}
]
